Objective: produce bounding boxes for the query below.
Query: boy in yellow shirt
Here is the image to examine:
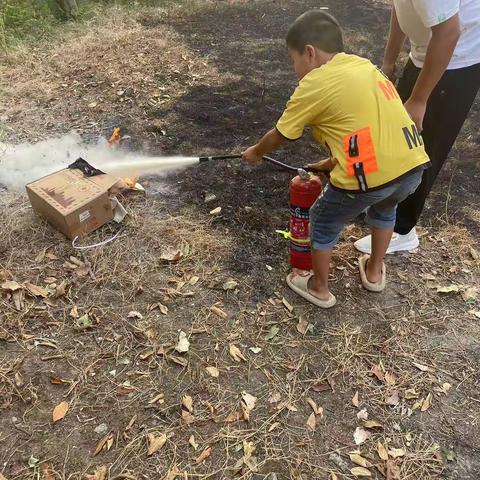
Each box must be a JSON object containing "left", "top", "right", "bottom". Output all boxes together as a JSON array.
[{"left": 243, "top": 10, "right": 430, "bottom": 308}]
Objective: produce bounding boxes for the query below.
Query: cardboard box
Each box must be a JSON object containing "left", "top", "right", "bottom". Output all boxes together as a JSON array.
[{"left": 26, "top": 168, "right": 119, "bottom": 240}]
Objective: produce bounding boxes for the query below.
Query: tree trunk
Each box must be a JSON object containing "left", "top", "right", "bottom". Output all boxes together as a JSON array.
[{"left": 56, "top": 0, "right": 79, "bottom": 19}]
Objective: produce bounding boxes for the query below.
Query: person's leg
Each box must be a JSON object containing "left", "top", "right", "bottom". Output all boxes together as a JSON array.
[
  {"left": 367, "top": 227, "right": 394, "bottom": 283},
  {"left": 309, "top": 249, "right": 333, "bottom": 300},
  {"left": 306, "top": 185, "right": 375, "bottom": 299},
  {"left": 363, "top": 171, "right": 423, "bottom": 285},
  {"left": 395, "top": 62, "right": 480, "bottom": 234}
]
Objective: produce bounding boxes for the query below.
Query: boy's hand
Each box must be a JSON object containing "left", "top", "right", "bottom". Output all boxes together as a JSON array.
[
  {"left": 307, "top": 157, "right": 336, "bottom": 172},
  {"left": 242, "top": 146, "right": 263, "bottom": 165},
  {"left": 381, "top": 63, "right": 397, "bottom": 83},
  {"left": 404, "top": 97, "right": 426, "bottom": 132}
]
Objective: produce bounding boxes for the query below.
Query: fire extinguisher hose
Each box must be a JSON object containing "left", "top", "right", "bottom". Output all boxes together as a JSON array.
[{"left": 198, "top": 153, "right": 313, "bottom": 173}]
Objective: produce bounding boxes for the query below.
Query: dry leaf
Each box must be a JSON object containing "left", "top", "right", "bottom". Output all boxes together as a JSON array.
[
  {"left": 86, "top": 465, "right": 107, "bottom": 480},
  {"left": 160, "top": 248, "right": 183, "bottom": 262},
  {"left": 468, "top": 309, "right": 480, "bottom": 319},
  {"left": 54, "top": 281, "right": 67, "bottom": 298},
  {"left": 384, "top": 372, "right": 396, "bottom": 386},
  {"left": 69, "top": 305, "right": 79, "bottom": 319},
  {"left": 306, "top": 397, "right": 322, "bottom": 415},
  {"left": 404, "top": 388, "right": 419, "bottom": 399},
  {"left": 225, "top": 410, "right": 241, "bottom": 423},
  {"left": 189, "top": 435, "right": 198, "bottom": 450},
  {"left": 306, "top": 412, "right": 316, "bottom": 432},
  {"left": 349, "top": 453, "right": 371, "bottom": 468},
  {"left": 462, "top": 287, "right": 478, "bottom": 302},
  {"left": 170, "top": 355, "right": 188, "bottom": 367},
  {"left": 371, "top": 364, "right": 385, "bottom": 382},
  {"left": 386, "top": 459, "right": 401, "bottom": 480},
  {"left": 421, "top": 393, "right": 432, "bottom": 411},
  {"left": 25, "top": 283, "right": 49, "bottom": 298},
  {"left": 296, "top": 317, "right": 311, "bottom": 335},
  {"left": 385, "top": 390, "right": 400, "bottom": 406},
  {"left": 148, "top": 393, "right": 165, "bottom": 404},
  {"left": 14, "top": 372, "right": 24, "bottom": 387},
  {"left": 268, "top": 422, "right": 280, "bottom": 432},
  {"left": 1, "top": 280, "right": 22, "bottom": 291},
  {"left": 241, "top": 391, "right": 257, "bottom": 411},
  {"left": 157, "top": 302, "right": 169, "bottom": 315},
  {"left": 352, "top": 391, "right": 359, "bottom": 407},
  {"left": 357, "top": 409, "right": 368, "bottom": 420},
  {"left": 282, "top": 297, "right": 293, "bottom": 312},
  {"left": 286, "top": 403, "right": 298, "bottom": 412},
  {"left": 12, "top": 290, "right": 24, "bottom": 311},
  {"left": 437, "top": 285, "right": 460, "bottom": 293},
  {"left": 330, "top": 474, "right": 339, "bottom": 480},
  {"left": 223, "top": 280, "right": 238, "bottom": 290},
  {"left": 377, "top": 442, "right": 389, "bottom": 461},
  {"left": 388, "top": 448, "right": 406, "bottom": 459},
  {"left": 351, "top": 466, "right": 371, "bottom": 477},
  {"left": 92, "top": 466, "right": 107, "bottom": 480},
  {"left": 181, "top": 410, "right": 195, "bottom": 424},
  {"left": 206, "top": 366, "right": 219, "bottom": 378},
  {"left": 229, "top": 343, "right": 246, "bottom": 362},
  {"left": 93, "top": 433, "right": 111, "bottom": 456},
  {"left": 412, "top": 362, "right": 433, "bottom": 372},
  {"left": 364, "top": 420, "right": 382, "bottom": 429},
  {"left": 195, "top": 446, "right": 212, "bottom": 464},
  {"left": 210, "top": 305, "right": 228, "bottom": 319},
  {"left": 52, "top": 400, "right": 69, "bottom": 422},
  {"left": 41, "top": 464, "right": 55, "bottom": 480},
  {"left": 147, "top": 432, "right": 167, "bottom": 456},
  {"left": 125, "top": 415, "right": 137, "bottom": 431},
  {"left": 182, "top": 395, "right": 194, "bottom": 413},
  {"left": 354, "top": 427, "right": 371, "bottom": 445},
  {"left": 175, "top": 331, "right": 190, "bottom": 353},
  {"left": 434, "top": 382, "right": 452, "bottom": 395}
]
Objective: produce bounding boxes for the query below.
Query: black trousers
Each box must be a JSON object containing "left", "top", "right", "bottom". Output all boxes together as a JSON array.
[{"left": 394, "top": 59, "right": 480, "bottom": 234}]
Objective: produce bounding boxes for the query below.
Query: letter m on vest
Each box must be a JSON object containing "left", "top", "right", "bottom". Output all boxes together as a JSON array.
[
  {"left": 378, "top": 80, "right": 399, "bottom": 100},
  {"left": 403, "top": 124, "right": 424, "bottom": 149}
]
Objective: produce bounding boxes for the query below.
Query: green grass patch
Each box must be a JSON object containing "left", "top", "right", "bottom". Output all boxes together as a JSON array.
[{"left": 0, "top": 0, "right": 184, "bottom": 50}]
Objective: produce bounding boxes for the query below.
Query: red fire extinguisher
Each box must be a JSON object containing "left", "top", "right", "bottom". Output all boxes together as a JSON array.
[{"left": 288, "top": 171, "right": 322, "bottom": 271}]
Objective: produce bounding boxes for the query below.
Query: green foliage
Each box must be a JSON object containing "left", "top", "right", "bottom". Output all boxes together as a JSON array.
[
  {"left": 0, "top": 0, "right": 61, "bottom": 48},
  {"left": 0, "top": 0, "right": 182, "bottom": 50}
]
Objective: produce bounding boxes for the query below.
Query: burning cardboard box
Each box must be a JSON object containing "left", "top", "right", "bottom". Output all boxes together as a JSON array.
[{"left": 26, "top": 158, "right": 126, "bottom": 240}]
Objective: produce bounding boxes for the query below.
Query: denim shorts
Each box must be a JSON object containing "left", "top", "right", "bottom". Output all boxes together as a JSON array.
[{"left": 309, "top": 170, "right": 423, "bottom": 250}]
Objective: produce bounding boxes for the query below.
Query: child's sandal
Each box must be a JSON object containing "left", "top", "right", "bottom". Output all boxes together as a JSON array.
[
  {"left": 286, "top": 271, "right": 336, "bottom": 308},
  {"left": 359, "top": 254, "right": 386, "bottom": 292}
]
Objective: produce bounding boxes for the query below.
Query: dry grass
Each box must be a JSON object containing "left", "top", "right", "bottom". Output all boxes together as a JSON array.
[{"left": 0, "top": 6, "right": 217, "bottom": 143}]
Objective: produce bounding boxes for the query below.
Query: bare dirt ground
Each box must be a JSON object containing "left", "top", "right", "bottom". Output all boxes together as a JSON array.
[{"left": 1, "top": 1, "right": 479, "bottom": 479}]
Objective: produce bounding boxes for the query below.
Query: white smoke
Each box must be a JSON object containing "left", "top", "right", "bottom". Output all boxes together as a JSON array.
[{"left": 0, "top": 133, "right": 199, "bottom": 190}]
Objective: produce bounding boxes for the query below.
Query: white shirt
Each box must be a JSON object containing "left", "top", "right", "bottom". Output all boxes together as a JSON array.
[{"left": 394, "top": 0, "right": 480, "bottom": 69}]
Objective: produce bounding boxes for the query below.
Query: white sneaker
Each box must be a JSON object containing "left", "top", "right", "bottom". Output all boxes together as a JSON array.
[{"left": 354, "top": 228, "right": 419, "bottom": 255}]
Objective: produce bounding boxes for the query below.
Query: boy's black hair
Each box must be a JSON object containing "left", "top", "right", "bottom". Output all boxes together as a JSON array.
[{"left": 286, "top": 10, "right": 344, "bottom": 54}]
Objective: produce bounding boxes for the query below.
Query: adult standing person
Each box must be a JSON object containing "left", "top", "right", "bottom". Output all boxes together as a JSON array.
[{"left": 355, "top": 0, "right": 480, "bottom": 254}]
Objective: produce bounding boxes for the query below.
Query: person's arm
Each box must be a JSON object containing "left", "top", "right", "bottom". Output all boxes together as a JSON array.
[
  {"left": 405, "top": 13, "right": 460, "bottom": 130},
  {"left": 382, "top": 6, "right": 407, "bottom": 81},
  {"left": 242, "top": 128, "right": 285, "bottom": 164}
]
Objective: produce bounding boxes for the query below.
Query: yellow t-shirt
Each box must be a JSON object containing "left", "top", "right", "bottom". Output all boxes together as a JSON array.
[{"left": 276, "top": 53, "right": 430, "bottom": 192}]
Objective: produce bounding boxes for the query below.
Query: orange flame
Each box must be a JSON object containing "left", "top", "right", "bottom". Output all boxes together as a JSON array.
[{"left": 108, "top": 127, "right": 122, "bottom": 145}]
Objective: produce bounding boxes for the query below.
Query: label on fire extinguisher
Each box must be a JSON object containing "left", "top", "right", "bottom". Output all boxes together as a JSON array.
[{"left": 290, "top": 204, "right": 310, "bottom": 252}]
